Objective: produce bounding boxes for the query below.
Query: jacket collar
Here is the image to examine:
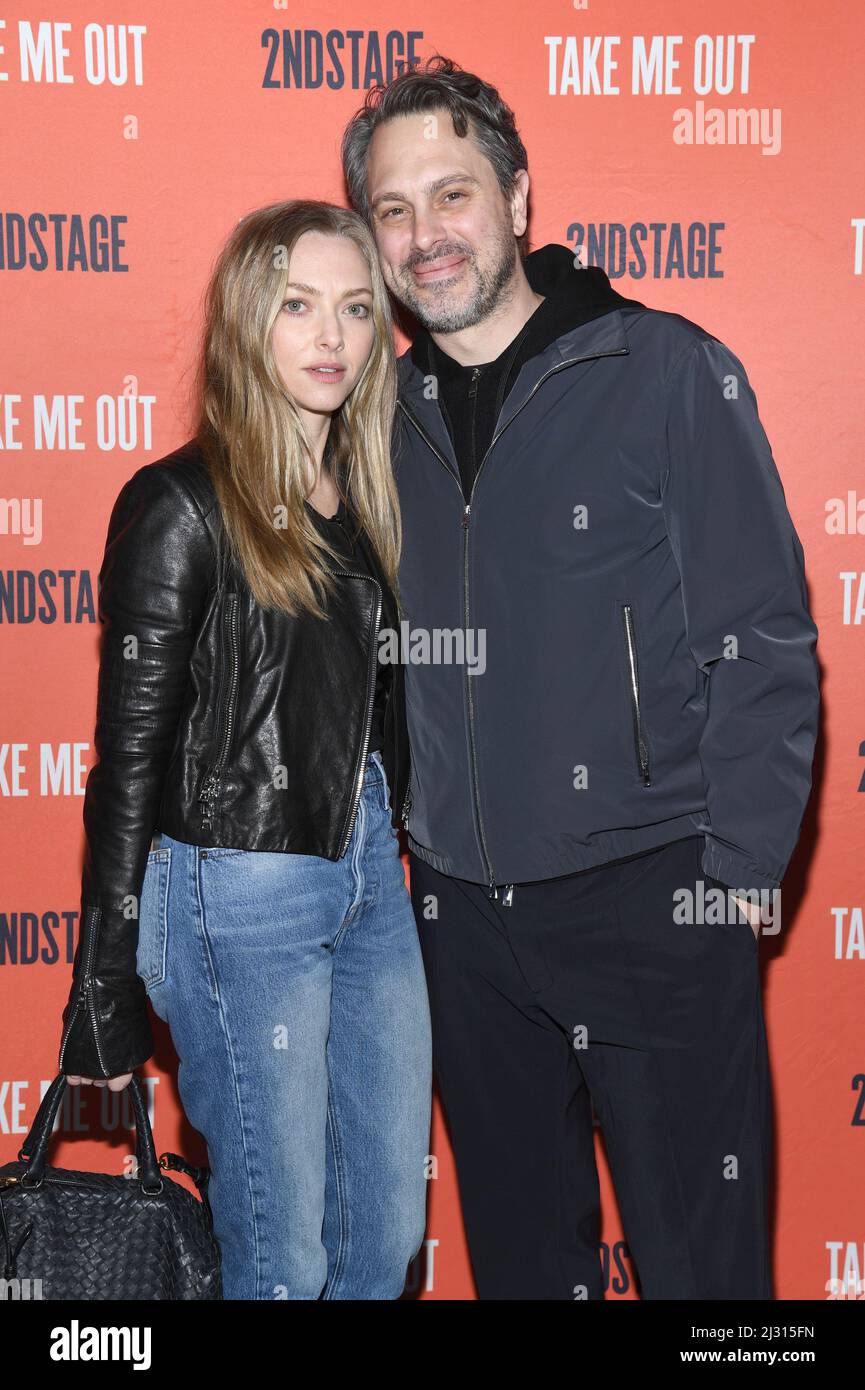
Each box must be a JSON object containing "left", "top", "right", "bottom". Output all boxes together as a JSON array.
[
  {"left": 341, "top": 510, "right": 401, "bottom": 632},
  {"left": 398, "top": 299, "right": 632, "bottom": 400},
  {"left": 396, "top": 247, "right": 642, "bottom": 474},
  {"left": 396, "top": 313, "right": 630, "bottom": 483}
]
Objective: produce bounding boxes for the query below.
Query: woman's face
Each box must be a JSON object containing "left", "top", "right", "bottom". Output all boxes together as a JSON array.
[{"left": 271, "top": 230, "right": 376, "bottom": 433}]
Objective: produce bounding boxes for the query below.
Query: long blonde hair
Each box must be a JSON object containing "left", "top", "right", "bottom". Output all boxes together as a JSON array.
[{"left": 194, "top": 200, "right": 401, "bottom": 619}]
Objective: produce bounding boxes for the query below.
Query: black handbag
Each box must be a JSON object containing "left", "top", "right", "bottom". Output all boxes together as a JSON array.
[{"left": 0, "top": 1072, "right": 222, "bottom": 1299}]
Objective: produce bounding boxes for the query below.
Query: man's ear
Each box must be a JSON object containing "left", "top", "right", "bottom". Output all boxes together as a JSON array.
[{"left": 510, "top": 169, "right": 530, "bottom": 239}]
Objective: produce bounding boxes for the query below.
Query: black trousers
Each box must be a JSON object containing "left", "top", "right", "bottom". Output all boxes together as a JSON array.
[{"left": 408, "top": 834, "right": 773, "bottom": 1300}]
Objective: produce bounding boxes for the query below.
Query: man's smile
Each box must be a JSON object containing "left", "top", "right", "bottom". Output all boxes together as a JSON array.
[{"left": 411, "top": 254, "right": 467, "bottom": 283}]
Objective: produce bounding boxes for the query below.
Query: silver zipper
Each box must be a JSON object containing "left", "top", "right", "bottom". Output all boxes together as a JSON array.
[
  {"left": 397, "top": 343, "right": 629, "bottom": 899},
  {"left": 199, "top": 592, "right": 240, "bottom": 830},
  {"left": 621, "top": 604, "right": 651, "bottom": 786},
  {"left": 462, "top": 499, "right": 497, "bottom": 898},
  {"left": 58, "top": 904, "right": 108, "bottom": 1075},
  {"left": 388, "top": 673, "right": 411, "bottom": 827},
  {"left": 334, "top": 570, "right": 382, "bottom": 857}
]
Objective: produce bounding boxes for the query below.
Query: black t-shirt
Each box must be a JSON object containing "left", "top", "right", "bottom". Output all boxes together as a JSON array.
[
  {"left": 429, "top": 307, "right": 543, "bottom": 503},
  {"left": 305, "top": 496, "right": 389, "bottom": 755}
]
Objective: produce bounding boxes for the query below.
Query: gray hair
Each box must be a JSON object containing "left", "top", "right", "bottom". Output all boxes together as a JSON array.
[{"left": 340, "top": 54, "right": 529, "bottom": 257}]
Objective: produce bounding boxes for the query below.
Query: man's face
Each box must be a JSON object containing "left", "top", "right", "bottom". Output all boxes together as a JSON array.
[{"left": 365, "top": 110, "right": 526, "bottom": 334}]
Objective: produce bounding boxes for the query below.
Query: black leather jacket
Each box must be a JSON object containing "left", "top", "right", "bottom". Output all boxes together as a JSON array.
[{"left": 58, "top": 439, "right": 410, "bottom": 1078}]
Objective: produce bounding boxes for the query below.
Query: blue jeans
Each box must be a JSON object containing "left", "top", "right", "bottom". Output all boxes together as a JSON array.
[{"left": 136, "top": 748, "right": 432, "bottom": 1299}]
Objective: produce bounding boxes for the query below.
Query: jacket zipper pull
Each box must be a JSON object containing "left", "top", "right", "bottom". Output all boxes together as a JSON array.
[
  {"left": 198, "top": 769, "right": 220, "bottom": 829},
  {"left": 198, "top": 770, "right": 219, "bottom": 800},
  {"left": 462, "top": 503, "right": 471, "bottom": 529},
  {"left": 467, "top": 367, "right": 482, "bottom": 399},
  {"left": 501, "top": 885, "right": 515, "bottom": 908}
]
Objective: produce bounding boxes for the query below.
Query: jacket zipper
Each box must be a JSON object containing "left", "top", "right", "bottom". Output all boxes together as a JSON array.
[
  {"left": 198, "top": 592, "right": 240, "bottom": 831},
  {"left": 461, "top": 497, "right": 498, "bottom": 898},
  {"left": 469, "top": 365, "right": 482, "bottom": 480},
  {"left": 58, "top": 904, "right": 108, "bottom": 1075},
  {"left": 385, "top": 637, "right": 412, "bottom": 827},
  {"left": 621, "top": 603, "right": 651, "bottom": 786},
  {"left": 397, "top": 343, "right": 629, "bottom": 900},
  {"left": 335, "top": 570, "right": 382, "bottom": 857},
  {"left": 462, "top": 367, "right": 500, "bottom": 898}
]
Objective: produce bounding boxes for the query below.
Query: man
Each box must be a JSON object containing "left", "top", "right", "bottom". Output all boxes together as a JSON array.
[{"left": 341, "top": 56, "right": 819, "bottom": 1300}]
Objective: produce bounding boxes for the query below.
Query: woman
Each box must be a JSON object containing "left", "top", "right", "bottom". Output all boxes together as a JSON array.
[{"left": 57, "top": 200, "right": 432, "bottom": 1300}]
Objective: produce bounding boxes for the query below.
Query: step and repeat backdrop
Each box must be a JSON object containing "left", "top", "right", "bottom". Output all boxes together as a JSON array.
[{"left": 1, "top": 1, "right": 863, "bottom": 1301}]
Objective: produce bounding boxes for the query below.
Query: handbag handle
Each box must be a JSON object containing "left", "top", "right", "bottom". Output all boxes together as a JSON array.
[{"left": 16, "top": 1072, "right": 164, "bottom": 1194}]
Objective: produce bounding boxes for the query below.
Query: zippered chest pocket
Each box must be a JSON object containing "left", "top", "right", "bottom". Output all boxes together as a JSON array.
[{"left": 620, "top": 602, "right": 652, "bottom": 787}]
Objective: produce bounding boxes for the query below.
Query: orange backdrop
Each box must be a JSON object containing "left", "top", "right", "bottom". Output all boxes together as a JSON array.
[{"left": 1, "top": 0, "right": 863, "bottom": 1301}]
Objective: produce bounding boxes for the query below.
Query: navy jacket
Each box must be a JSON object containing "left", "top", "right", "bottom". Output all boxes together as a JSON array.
[{"left": 392, "top": 245, "right": 820, "bottom": 895}]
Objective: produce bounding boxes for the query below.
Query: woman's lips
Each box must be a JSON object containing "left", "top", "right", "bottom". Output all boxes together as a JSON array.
[
  {"left": 304, "top": 367, "right": 347, "bottom": 382},
  {"left": 413, "top": 255, "right": 466, "bottom": 281}
]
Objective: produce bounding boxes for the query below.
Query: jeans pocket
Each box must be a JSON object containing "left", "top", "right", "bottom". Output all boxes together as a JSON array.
[{"left": 137, "top": 847, "right": 172, "bottom": 992}]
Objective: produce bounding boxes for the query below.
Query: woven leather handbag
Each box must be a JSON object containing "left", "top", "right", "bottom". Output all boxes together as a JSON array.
[{"left": 0, "top": 1072, "right": 222, "bottom": 1299}]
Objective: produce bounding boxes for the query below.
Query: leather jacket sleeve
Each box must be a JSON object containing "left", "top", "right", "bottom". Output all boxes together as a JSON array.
[{"left": 59, "top": 463, "right": 216, "bottom": 1077}]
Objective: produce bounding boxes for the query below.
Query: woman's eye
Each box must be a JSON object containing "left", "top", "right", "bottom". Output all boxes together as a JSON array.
[
  {"left": 283, "top": 299, "right": 305, "bottom": 312},
  {"left": 346, "top": 303, "right": 370, "bottom": 317}
]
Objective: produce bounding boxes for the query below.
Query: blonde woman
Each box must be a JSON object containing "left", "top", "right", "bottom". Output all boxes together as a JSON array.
[{"left": 58, "top": 201, "right": 432, "bottom": 1300}]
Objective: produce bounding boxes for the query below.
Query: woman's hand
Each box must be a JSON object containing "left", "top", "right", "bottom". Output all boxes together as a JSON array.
[{"left": 66, "top": 1073, "right": 134, "bottom": 1091}]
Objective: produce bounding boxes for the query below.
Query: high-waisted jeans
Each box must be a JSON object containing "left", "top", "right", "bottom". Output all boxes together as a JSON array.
[{"left": 137, "top": 748, "right": 432, "bottom": 1300}]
